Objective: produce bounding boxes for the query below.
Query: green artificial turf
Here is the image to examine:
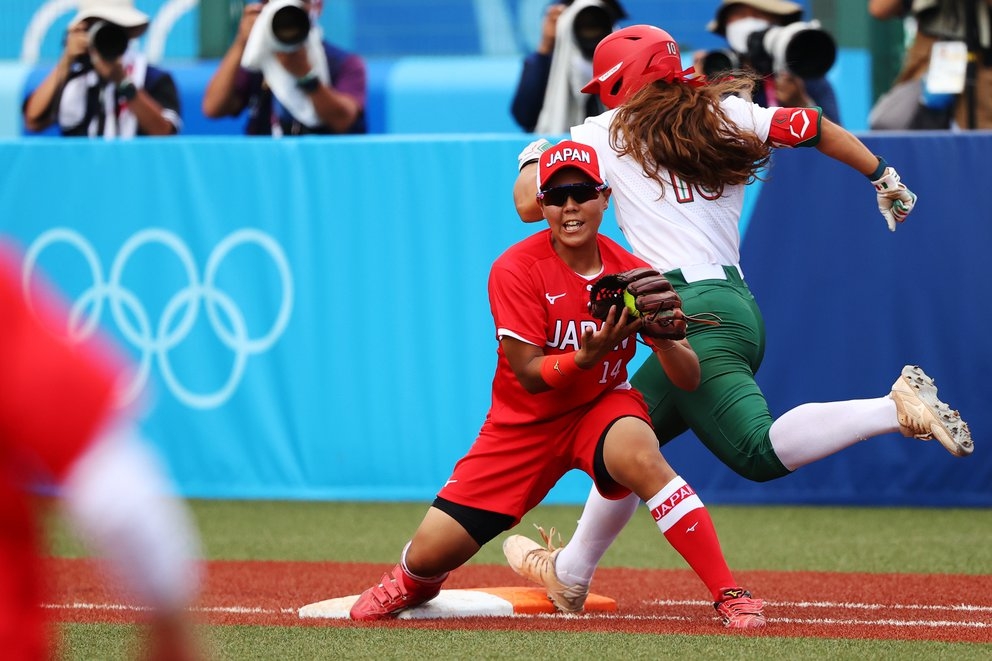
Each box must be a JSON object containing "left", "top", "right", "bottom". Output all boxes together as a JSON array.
[
  {"left": 59, "top": 623, "right": 992, "bottom": 661},
  {"left": 48, "top": 500, "right": 990, "bottom": 574}
]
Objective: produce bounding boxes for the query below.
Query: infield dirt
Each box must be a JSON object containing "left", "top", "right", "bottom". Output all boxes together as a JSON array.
[{"left": 46, "top": 559, "right": 992, "bottom": 643}]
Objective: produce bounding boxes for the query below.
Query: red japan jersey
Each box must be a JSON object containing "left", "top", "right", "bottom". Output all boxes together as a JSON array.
[
  {"left": 0, "top": 245, "right": 120, "bottom": 658},
  {"left": 487, "top": 229, "right": 650, "bottom": 425}
]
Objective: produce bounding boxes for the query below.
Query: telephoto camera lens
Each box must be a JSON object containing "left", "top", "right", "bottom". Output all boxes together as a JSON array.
[
  {"left": 701, "top": 49, "right": 740, "bottom": 78},
  {"left": 271, "top": 4, "right": 311, "bottom": 50},
  {"left": 88, "top": 21, "right": 129, "bottom": 60},
  {"left": 745, "top": 21, "right": 837, "bottom": 78},
  {"left": 778, "top": 27, "right": 836, "bottom": 78},
  {"left": 572, "top": 6, "right": 613, "bottom": 60}
]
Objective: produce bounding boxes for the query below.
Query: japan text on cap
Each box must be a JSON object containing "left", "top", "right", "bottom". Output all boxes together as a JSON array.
[{"left": 539, "top": 140, "right": 605, "bottom": 189}]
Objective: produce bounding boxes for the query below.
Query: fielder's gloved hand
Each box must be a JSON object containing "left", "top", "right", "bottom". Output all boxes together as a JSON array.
[
  {"left": 870, "top": 161, "right": 917, "bottom": 232},
  {"left": 589, "top": 268, "right": 687, "bottom": 341},
  {"left": 517, "top": 138, "right": 552, "bottom": 171}
]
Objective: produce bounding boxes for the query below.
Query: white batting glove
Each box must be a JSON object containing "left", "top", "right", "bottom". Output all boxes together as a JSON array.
[
  {"left": 517, "top": 138, "right": 552, "bottom": 171},
  {"left": 871, "top": 165, "right": 917, "bottom": 232}
]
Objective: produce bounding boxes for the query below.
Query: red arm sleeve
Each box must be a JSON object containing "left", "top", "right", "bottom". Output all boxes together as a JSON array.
[{"left": 767, "top": 106, "right": 822, "bottom": 148}]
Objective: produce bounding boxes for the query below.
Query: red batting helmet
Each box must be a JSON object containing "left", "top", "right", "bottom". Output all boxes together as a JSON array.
[{"left": 581, "top": 24, "right": 701, "bottom": 109}]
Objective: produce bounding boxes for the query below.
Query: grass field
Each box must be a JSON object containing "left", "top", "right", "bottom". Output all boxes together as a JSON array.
[{"left": 46, "top": 500, "right": 992, "bottom": 660}]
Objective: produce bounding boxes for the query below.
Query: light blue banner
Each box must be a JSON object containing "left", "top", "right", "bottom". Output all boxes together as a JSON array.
[
  {"left": 0, "top": 135, "right": 584, "bottom": 501},
  {"left": 0, "top": 134, "right": 986, "bottom": 506}
]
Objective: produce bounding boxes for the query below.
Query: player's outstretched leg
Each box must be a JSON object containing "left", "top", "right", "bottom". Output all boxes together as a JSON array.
[
  {"left": 349, "top": 563, "right": 444, "bottom": 620},
  {"left": 890, "top": 365, "right": 973, "bottom": 457}
]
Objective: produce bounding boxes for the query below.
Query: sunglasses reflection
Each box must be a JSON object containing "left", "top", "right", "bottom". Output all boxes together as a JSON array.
[{"left": 538, "top": 183, "right": 606, "bottom": 206}]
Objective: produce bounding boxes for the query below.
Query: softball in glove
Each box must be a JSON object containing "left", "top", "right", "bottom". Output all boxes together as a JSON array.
[{"left": 588, "top": 268, "right": 687, "bottom": 341}]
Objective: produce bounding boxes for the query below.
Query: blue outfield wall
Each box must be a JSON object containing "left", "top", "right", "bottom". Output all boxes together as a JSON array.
[{"left": 0, "top": 133, "right": 988, "bottom": 506}]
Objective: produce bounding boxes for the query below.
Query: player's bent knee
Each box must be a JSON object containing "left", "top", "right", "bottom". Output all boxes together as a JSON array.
[{"left": 607, "top": 447, "right": 677, "bottom": 490}]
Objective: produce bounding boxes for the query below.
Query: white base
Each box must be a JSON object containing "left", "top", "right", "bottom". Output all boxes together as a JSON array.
[{"left": 299, "top": 589, "right": 516, "bottom": 619}]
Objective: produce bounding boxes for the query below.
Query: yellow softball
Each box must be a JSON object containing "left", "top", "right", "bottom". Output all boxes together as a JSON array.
[{"left": 622, "top": 290, "right": 641, "bottom": 318}]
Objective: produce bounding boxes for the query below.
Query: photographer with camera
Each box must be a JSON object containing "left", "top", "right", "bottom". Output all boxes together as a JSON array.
[
  {"left": 22, "top": 0, "right": 181, "bottom": 137},
  {"left": 202, "top": 0, "right": 366, "bottom": 136},
  {"left": 510, "top": 0, "right": 626, "bottom": 133},
  {"left": 698, "top": 0, "right": 841, "bottom": 124},
  {"left": 868, "top": 0, "right": 992, "bottom": 130}
]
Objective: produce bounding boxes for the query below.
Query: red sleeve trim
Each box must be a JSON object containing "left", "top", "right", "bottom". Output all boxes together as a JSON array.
[{"left": 768, "top": 106, "right": 822, "bottom": 148}]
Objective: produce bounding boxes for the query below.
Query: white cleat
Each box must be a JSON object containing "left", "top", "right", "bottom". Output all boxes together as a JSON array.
[
  {"left": 890, "top": 365, "right": 973, "bottom": 457},
  {"left": 502, "top": 527, "right": 588, "bottom": 613}
]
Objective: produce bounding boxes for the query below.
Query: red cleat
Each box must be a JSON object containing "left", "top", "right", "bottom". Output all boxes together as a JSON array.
[
  {"left": 349, "top": 563, "right": 443, "bottom": 620},
  {"left": 714, "top": 587, "right": 766, "bottom": 629}
]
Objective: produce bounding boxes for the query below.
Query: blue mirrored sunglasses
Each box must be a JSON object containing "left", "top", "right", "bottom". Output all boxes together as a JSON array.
[{"left": 537, "top": 183, "right": 608, "bottom": 207}]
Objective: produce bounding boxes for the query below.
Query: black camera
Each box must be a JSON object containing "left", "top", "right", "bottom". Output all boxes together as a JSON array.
[
  {"left": 88, "top": 20, "right": 129, "bottom": 61},
  {"left": 572, "top": 6, "right": 614, "bottom": 60},
  {"left": 705, "top": 21, "right": 836, "bottom": 79},
  {"left": 269, "top": 1, "right": 311, "bottom": 51},
  {"left": 700, "top": 49, "right": 742, "bottom": 78}
]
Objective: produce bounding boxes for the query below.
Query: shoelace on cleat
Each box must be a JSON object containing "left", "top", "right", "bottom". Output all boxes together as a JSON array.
[{"left": 534, "top": 524, "right": 561, "bottom": 552}]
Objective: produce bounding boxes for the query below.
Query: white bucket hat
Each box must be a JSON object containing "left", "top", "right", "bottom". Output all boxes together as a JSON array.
[
  {"left": 707, "top": 0, "right": 804, "bottom": 36},
  {"left": 71, "top": 0, "right": 150, "bottom": 38}
]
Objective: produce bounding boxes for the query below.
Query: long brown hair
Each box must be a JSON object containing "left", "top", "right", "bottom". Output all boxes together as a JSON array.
[{"left": 609, "top": 74, "right": 771, "bottom": 197}]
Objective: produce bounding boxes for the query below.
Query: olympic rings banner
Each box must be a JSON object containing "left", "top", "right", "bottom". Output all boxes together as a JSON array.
[
  {"left": 0, "top": 136, "right": 542, "bottom": 501},
  {"left": 22, "top": 226, "right": 293, "bottom": 410},
  {"left": 0, "top": 135, "right": 988, "bottom": 506}
]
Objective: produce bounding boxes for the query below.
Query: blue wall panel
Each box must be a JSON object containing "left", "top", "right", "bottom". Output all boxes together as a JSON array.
[
  {"left": 736, "top": 133, "right": 992, "bottom": 506},
  {"left": 0, "top": 133, "right": 986, "bottom": 506}
]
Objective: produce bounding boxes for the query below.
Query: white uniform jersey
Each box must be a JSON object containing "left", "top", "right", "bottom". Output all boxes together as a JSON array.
[{"left": 571, "top": 95, "right": 776, "bottom": 272}]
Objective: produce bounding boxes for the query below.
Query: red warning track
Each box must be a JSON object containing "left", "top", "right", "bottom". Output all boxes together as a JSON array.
[{"left": 45, "top": 559, "right": 992, "bottom": 643}]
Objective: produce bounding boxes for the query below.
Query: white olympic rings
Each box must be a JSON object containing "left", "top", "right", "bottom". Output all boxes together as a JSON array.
[{"left": 21, "top": 227, "right": 293, "bottom": 409}]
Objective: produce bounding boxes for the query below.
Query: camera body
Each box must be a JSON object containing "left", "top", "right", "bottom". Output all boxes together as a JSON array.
[
  {"left": 704, "top": 20, "right": 836, "bottom": 79},
  {"left": 265, "top": 0, "right": 311, "bottom": 52},
  {"left": 700, "top": 48, "right": 742, "bottom": 78},
  {"left": 88, "top": 21, "right": 130, "bottom": 61},
  {"left": 571, "top": 5, "right": 615, "bottom": 60}
]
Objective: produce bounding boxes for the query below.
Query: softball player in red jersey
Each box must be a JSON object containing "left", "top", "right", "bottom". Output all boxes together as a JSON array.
[
  {"left": 0, "top": 245, "right": 202, "bottom": 661},
  {"left": 349, "top": 140, "right": 766, "bottom": 628},
  {"left": 509, "top": 24, "right": 970, "bottom": 615}
]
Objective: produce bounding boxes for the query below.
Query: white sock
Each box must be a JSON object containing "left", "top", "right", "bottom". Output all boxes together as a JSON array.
[
  {"left": 400, "top": 541, "right": 448, "bottom": 583},
  {"left": 770, "top": 397, "right": 899, "bottom": 471},
  {"left": 556, "top": 487, "right": 640, "bottom": 586}
]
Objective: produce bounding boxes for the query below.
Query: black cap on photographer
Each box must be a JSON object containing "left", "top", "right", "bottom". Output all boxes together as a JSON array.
[{"left": 707, "top": 0, "right": 803, "bottom": 36}]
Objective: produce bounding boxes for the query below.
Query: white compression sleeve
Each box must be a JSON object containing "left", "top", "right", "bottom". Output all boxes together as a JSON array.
[
  {"left": 62, "top": 418, "right": 202, "bottom": 611},
  {"left": 555, "top": 486, "right": 640, "bottom": 586},
  {"left": 769, "top": 397, "right": 899, "bottom": 471}
]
